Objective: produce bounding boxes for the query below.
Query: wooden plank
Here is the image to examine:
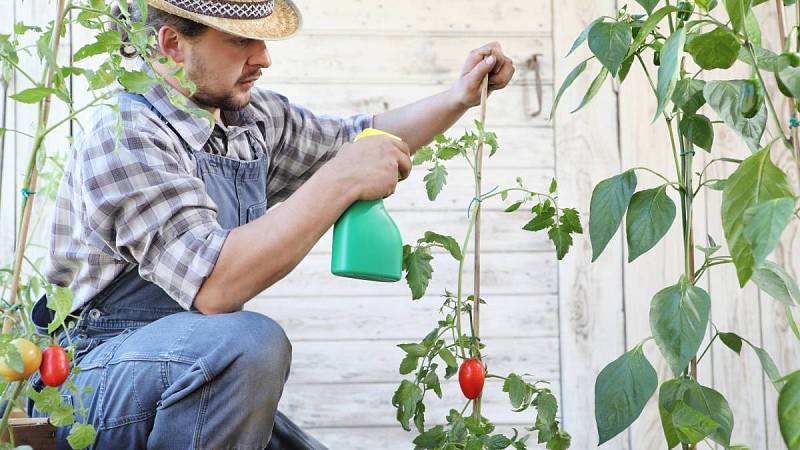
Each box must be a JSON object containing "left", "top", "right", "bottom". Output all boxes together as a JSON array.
[
  {"left": 264, "top": 251, "right": 557, "bottom": 298},
  {"left": 552, "top": 0, "right": 630, "bottom": 448},
  {"left": 265, "top": 83, "right": 554, "bottom": 129},
  {"left": 287, "top": 337, "right": 559, "bottom": 384},
  {"left": 298, "top": 0, "right": 552, "bottom": 34},
  {"left": 266, "top": 34, "right": 552, "bottom": 84},
  {"left": 279, "top": 380, "right": 561, "bottom": 428},
  {"left": 303, "top": 424, "right": 549, "bottom": 450},
  {"left": 248, "top": 295, "right": 559, "bottom": 341}
]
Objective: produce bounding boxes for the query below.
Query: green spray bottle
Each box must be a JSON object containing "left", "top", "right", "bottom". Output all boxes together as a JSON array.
[{"left": 331, "top": 128, "right": 403, "bottom": 282}]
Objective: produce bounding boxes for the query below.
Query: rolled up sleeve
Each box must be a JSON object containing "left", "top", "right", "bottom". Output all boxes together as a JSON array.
[
  {"left": 80, "top": 126, "right": 229, "bottom": 310},
  {"left": 260, "top": 90, "right": 373, "bottom": 203}
]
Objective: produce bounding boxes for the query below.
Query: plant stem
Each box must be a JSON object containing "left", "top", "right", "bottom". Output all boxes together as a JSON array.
[
  {"left": 0, "top": 381, "right": 25, "bottom": 441},
  {"left": 631, "top": 166, "right": 681, "bottom": 189},
  {"left": 696, "top": 332, "right": 719, "bottom": 363}
]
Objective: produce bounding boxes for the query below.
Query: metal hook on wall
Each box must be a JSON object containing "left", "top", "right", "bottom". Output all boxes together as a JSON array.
[{"left": 526, "top": 53, "right": 543, "bottom": 117}]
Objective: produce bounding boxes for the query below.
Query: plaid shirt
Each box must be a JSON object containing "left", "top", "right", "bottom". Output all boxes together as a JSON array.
[{"left": 45, "top": 80, "right": 372, "bottom": 311}]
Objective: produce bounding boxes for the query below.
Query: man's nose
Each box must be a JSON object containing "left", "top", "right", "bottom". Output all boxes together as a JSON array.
[{"left": 249, "top": 41, "right": 271, "bottom": 69}]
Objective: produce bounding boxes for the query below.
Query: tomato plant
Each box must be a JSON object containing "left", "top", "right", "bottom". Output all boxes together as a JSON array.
[{"left": 555, "top": 0, "right": 800, "bottom": 448}]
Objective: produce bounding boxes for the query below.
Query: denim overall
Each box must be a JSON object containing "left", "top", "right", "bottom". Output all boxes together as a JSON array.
[{"left": 29, "top": 92, "right": 327, "bottom": 450}]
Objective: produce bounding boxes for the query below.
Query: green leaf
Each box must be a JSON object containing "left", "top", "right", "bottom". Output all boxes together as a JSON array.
[
  {"left": 685, "top": 27, "right": 741, "bottom": 70},
  {"left": 424, "top": 164, "right": 448, "bottom": 201},
  {"left": 534, "top": 391, "right": 559, "bottom": 440},
  {"left": 118, "top": 69, "right": 154, "bottom": 94},
  {"left": 589, "top": 170, "right": 638, "bottom": 261},
  {"left": 587, "top": 21, "right": 632, "bottom": 76},
  {"left": 751, "top": 344, "right": 784, "bottom": 391},
  {"left": 405, "top": 247, "right": 433, "bottom": 300},
  {"left": 413, "top": 425, "right": 446, "bottom": 449},
  {"left": 549, "top": 177, "right": 558, "bottom": 194},
  {"left": 571, "top": 66, "right": 609, "bottom": 113},
  {"left": 744, "top": 10, "right": 762, "bottom": 46},
  {"left": 636, "top": 0, "right": 661, "bottom": 13},
  {"left": 546, "top": 432, "right": 571, "bottom": 450},
  {"left": 67, "top": 423, "right": 97, "bottom": 450},
  {"left": 627, "top": 6, "right": 679, "bottom": 58},
  {"left": 696, "top": 0, "right": 719, "bottom": 11},
  {"left": 719, "top": 332, "right": 743, "bottom": 354},
  {"left": 437, "top": 145, "right": 461, "bottom": 161},
  {"left": 650, "top": 276, "right": 711, "bottom": 376},
  {"left": 704, "top": 80, "right": 767, "bottom": 151},
  {"left": 742, "top": 198, "right": 795, "bottom": 268},
  {"left": 721, "top": 146, "right": 795, "bottom": 286},
  {"left": 724, "top": 0, "right": 753, "bottom": 33},
  {"left": 625, "top": 185, "right": 677, "bottom": 262},
  {"left": 393, "top": 380, "right": 423, "bottom": 431},
  {"left": 679, "top": 114, "right": 714, "bottom": 152},
  {"left": 74, "top": 31, "right": 122, "bottom": 61},
  {"left": 438, "top": 348, "right": 458, "bottom": 375},
  {"left": 560, "top": 208, "right": 583, "bottom": 234},
  {"left": 567, "top": 18, "right": 603, "bottom": 57},
  {"left": 399, "top": 343, "right": 428, "bottom": 357},
  {"left": 503, "top": 373, "right": 530, "bottom": 410},
  {"left": 672, "top": 401, "right": 720, "bottom": 444},
  {"left": 654, "top": 27, "right": 687, "bottom": 121},
  {"left": 47, "top": 285, "right": 73, "bottom": 334},
  {"left": 505, "top": 201, "right": 523, "bottom": 213},
  {"left": 779, "top": 371, "right": 800, "bottom": 449},
  {"left": 778, "top": 67, "right": 800, "bottom": 99},
  {"left": 752, "top": 261, "right": 800, "bottom": 306},
  {"left": 660, "top": 378, "right": 734, "bottom": 448},
  {"left": 739, "top": 45, "right": 787, "bottom": 72},
  {"left": 595, "top": 345, "right": 658, "bottom": 444},
  {"left": 10, "top": 87, "right": 55, "bottom": 104},
  {"left": 419, "top": 231, "right": 462, "bottom": 261},
  {"left": 549, "top": 226, "right": 574, "bottom": 260},
  {"left": 672, "top": 79, "right": 707, "bottom": 115},
  {"left": 485, "top": 434, "right": 513, "bottom": 450},
  {"left": 412, "top": 146, "right": 433, "bottom": 165},
  {"left": 524, "top": 200, "right": 556, "bottom": 231}
]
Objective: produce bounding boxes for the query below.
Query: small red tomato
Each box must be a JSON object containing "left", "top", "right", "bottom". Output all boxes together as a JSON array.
[
  {"left": 39, "top": 345, "right": 70, "bottom": 387},
  {"left": 458, "top": 359, "right": 485, "bottom": 400}
]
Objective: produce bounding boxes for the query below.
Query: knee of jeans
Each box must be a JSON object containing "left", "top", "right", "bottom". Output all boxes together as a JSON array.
[{"left": 229, "top": 311, "right": 292, "bottom": 376}]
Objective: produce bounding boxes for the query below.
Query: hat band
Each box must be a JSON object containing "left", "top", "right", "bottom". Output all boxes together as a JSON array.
[{"left": 164, "top": 0, "right": 275, "bottom": 19}]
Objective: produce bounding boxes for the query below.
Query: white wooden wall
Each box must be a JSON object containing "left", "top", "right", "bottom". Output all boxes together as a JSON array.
[{"left": 2, "top": 1, "right": 799, "bottom": 449}]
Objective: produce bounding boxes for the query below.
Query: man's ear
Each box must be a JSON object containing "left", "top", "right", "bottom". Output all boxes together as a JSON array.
[{"left": 157, "top": 26, "right": 186, "bottom": 63}]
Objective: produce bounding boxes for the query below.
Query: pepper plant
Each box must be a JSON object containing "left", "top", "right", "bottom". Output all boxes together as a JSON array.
[
  {"left": 554, "top": 0, "right": 800, "bottom": 448},
  {"left": 391, "top": 118, "right": 580, "bottom": 449},
  {"left": 0, "top": 1, "right": 208, "bottom": 447}
]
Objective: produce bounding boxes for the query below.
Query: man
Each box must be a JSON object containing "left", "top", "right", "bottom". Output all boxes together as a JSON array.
[{"left": 30, "top": 0, "right": 515, "bottom": 448}]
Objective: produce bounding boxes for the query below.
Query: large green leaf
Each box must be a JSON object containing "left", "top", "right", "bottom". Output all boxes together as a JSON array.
[
  {"left": 650, "top": 277, "right": 711, "bottom": 376},
  {"left": 551, "top": 59, "right": 589, "bottom": 117},
  {"left": 780, "top": 371, "right": 800, "bottom": 449},
  {"left": 778, "top": 66, "right": 800, "bottom": 99},
  {"left": 685, "top": 27, "right": 741, "bottom": 70},
  {"left": 742, "top": 198, "right": 795, "bottom": 267},
  {"left": 588, "top": 21, "right": 632, "bottom": 76},
  {"left": 589, "top": 170, "right": 638, "bottom": 261},
  {"left": 567, "top": 18, "right": 603, "bottom": 57},
  {"left": 392, "top": 380, "right": 423, "bottom": 431},
  {"left": 10, "top": 86, "right": 55, "bottom": 104},
  {"left": 722, "top": 146, "right": 795, "bottom": 286},
  {"left": 724, "top": 0, "right": 753, "bottom": 34},
  {"left": 672, "top": 401, "right": 720, "bottom": 444},
  {"left": 660, "top": 378, "right": 734, "bottom": 448},
  {"left": 404, "top": 246, "right": 433, "bottom": 300},
  {"left": 654, "top": 27, "right": 687, "bottom": 121},
  {"left": 625, "top": 185, "right": 676, "bottom": 261},
  {"left": 752, "top": 261, "right": 800, "bottom": 306},
  {"left": 118, "top": 69, "right": 154, "bottom": 94},
  {"left": 595, "top": 345, "right": 658, "bottom": 444},
  {"left": 704, "top": 80, "right": 767, "bottom": 151},
  {"left": 679, "top": 114, "right": 714, "bottom": 152}
]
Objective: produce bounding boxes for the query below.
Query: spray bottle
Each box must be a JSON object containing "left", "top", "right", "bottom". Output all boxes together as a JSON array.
[{"left": 331, "top": 128, "right": 403, "bottom": 282}]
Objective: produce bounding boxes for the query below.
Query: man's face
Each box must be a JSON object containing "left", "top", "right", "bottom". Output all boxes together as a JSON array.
[{"left": 181, "top": 28, "right": 271, "bottom": 111}]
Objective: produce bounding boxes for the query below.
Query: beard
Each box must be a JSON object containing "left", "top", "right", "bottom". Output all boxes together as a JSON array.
[{"left": 186, "top": 53, "right": 254, "bottom": 112}]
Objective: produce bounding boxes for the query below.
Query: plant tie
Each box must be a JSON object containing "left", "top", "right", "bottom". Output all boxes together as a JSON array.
[
  {"left": 790, "top": 115, "right": 800, "bottom": 129},
  {"left": 466, "top": 185, "right": 499, "bottom": 218},
  {"left": 21, "top": 188, "right": 36, "bottom": 198}
]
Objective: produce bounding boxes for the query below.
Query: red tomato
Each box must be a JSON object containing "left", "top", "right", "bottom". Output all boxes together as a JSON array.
[
  {"left": 39, "top": 345, "right": 70, "bottom": 387},
  {"left": 458, "top": 359, "right": 485, "bottom": 400}
]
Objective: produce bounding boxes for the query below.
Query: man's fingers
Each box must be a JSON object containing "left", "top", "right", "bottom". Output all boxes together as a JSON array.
[{"left": 396, "top": 149, "right": 412, "bottom": 181}]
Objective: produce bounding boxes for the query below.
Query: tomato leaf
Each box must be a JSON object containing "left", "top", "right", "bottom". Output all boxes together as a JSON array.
[
  {"left": 595, "top": 344, "right": 657, "bottom": 444},
  {"left": 398, "top": 343, "right": 428, "bottom": 358},
  {"left": 46, "top": 285, "right": 73, "bottom": 334},
  {"left": 625, "top": 185, "right": 676, "bottom": 262},
  {"left": 412, "top": 146, "right": 433, "bottom": 165},
  {"left": 548, "top": 225, "right": 574, "bottom": 260},
  {"left": 10, "top": 87, "right": 56, "bottom": 104},
  {"left": 404, "top": 246, "right": 433, "bottom": 300},
  {"left": 589, "top": 170, "right": 638, "bottom": 261},
  {"left": 650, "top": 276, "right": 711, "bottom": 376},
  {"left": 392, "top": 380, "right": 423, "bottom": 431},
  {"left": 424, "top": 164, "right": 448, "bottom": 201},
  {"left": 67, "top": 423, "right": 96, "bottom": 450},
  {"left": 418, "top": 231, "right": 462, "bottom": 261},
  {"left": 118, "top": 69, "right": 154, "bottom": 94}
]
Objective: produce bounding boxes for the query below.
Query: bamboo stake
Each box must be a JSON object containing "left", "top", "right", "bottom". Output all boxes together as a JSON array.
[
  {"left": 472, "top": 74, "right": 489, "bottom": 420},
  {"left": 3, "top": 0, "right": 66, "bottom": 334},
  {"left": 774, "top": 0, "right": 800, "bottom": 187}
]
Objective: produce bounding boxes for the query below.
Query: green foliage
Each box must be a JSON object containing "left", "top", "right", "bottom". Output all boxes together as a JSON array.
[
  {"left": 626, "top": 185, "right": 676, "bottom": 261},
  {"left": 589, "top": 170, "right": 637, "bottom": 261},
  {"left": 595, "top": 344, "right": 658, "bottom": 444},
  {"left": 779, "top": 371, "right": 800, "bottom": 449},
  {"left": 588, "top": 21, "right": 633, "bottom": 77}
]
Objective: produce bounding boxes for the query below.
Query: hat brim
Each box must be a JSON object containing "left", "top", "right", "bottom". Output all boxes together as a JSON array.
[{"left": 146, "top": 0, "right": 302, "bottom": 41}]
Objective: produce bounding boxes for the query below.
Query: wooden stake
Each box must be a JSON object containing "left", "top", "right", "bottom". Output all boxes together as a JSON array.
[{"left": 472, "top": 74, "right": 489, "bottom": 419}]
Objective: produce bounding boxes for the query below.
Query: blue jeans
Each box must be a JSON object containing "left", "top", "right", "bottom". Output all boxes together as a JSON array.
[{"left": 29, "top": 275, "right": 326, "bottom": 449}]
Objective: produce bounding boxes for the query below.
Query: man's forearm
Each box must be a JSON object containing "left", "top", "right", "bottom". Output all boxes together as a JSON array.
[
  {"left": 193, "top": 162, "right": 359, "bottom": 314},
  {"left": 372, "top": 88, "right": 468, "bottom": 152}
]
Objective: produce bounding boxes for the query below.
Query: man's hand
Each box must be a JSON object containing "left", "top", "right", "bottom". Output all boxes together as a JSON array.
[
  {"left": 450, "top": 42, "right": 516, "bottom": 108},
  {"left": 332, "top": 135, "right": 412, "bottom": 200}
]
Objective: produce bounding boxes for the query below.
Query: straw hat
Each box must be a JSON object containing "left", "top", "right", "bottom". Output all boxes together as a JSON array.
[{"left": 146, "top": 0, "right": 302, "bottom": 40}]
